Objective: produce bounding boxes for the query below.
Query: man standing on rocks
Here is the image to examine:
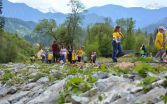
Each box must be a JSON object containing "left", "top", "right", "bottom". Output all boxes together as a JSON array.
[{"left": 52, "top": 40, "right": 60, "bottom": 63}]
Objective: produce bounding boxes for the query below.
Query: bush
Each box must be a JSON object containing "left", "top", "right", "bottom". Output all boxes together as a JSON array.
[
  {"left": 0, "top": 31, "right": 35, "bottom": 63},
  {"left": 134, "top": 63, "right": 156, "bottom": 77}
]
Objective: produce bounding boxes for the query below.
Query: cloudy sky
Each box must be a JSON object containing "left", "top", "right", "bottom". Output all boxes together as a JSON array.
[{"left": 8, "top": 0, "right": 167, "bottom": 13}]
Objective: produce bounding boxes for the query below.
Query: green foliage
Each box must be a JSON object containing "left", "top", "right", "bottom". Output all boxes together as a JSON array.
[
  {"left": 98, "top": 95, "right": 103, "bottom": 101},
  {"left": 134, "top": 63, "right": 156, "bottom": 76},
  {"left": 33, "top": 19, "right": 56, "bottom": 46},
  {"left": 162, "top": 80, "right": 167, "bottom": 88},
  {"left": 132, "top": 57, "right": 153, "bottom": 63},
  {"left": 140, "top": 76, "right": 157, "bottom": 93},
  {"left": 87, "top": 75, "right": 97, "bottom": 83},
  {"left": 141, "top": 77, "right": 157, "bottom": 86},
  {"left": 85, "top": 23, "right": 113, "bottom": 56},
  {"left": 0, "top": 69, "right": 14, "bottom": 83},
  {"left": 66, "top": 77, "right": 92, "bottom": 94},
  {"left": 161, "top": 95, "right": 167, "bottom": 104},
  {"left": 0, "top": 31, "right": 35, "bottom": 63}
]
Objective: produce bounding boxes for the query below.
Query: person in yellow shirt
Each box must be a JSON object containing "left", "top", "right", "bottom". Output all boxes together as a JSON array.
[
  {"left": 154, "top": 26, "right": 166, "bottom": 62},
  {"left": 48, "top": 49, "right": 53, "bottom": 64},
  {"left": 72, "top": 49, "right": 77, "bottom": 64},
  {"left": 77, "top": 47, "right": 84, "bottom": 62},
  {"left": 112, "top": 26, "right": 124, "bottom": 62}
]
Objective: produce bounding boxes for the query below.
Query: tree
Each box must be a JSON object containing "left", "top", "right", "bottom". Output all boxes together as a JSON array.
[
  {"left": 116, "top": 18, "right": 136, "bottom": 50},
  {"left": 65, "top": 0, "right": 85, "bottom": 46},
  {"left": 34, "top": 19, "right": 57, "bottom": 39},
  {"left": 85, "top": 23, "right": 113, "bottom": 56},
  {"left": 33, "top": 19, "right": 57, "bottom": 46}
]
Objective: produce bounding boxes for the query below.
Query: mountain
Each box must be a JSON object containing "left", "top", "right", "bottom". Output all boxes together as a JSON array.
[
  {"left": 87, "top": 4, "right": 167, "bottom": 27},
  {"left": 3, "top": 0, "right": 104, "bottom": 27},
  {"left": 3, "top": 0, "right": 167, "bottom": 28},
  {"left": 143, "top": 17, "right": 167, "bottom": 33},
  {"left": 4, "top": 17, "right": 36, "bottom": 37},
  {"left": 3, "top": 0, "right": 66, "bottom": 24}
]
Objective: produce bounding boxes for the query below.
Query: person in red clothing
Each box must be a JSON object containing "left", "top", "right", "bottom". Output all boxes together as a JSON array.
[{"left": 52, "top": 40, "right": 60, "bottom": 63}]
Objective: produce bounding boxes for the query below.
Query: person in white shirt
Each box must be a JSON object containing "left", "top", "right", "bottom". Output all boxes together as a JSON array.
[{"left": 60, "top": 46, "right": 67, "bottom": 63}]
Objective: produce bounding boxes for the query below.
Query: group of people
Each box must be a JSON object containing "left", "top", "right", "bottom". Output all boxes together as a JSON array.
[
  {"left": 32, "top": 25, "right": 167, "bottom": 64},
  {"left": 112, "top": 25, "right": 167, "bottom": 63},
  {"left": 33, "top": 41, "right": 97, "bottom": 64}
]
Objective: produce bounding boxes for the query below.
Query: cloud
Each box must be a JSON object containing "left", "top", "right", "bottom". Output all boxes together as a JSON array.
[{"left": 8, "top": 0, "right": 167, "bottom": 13}]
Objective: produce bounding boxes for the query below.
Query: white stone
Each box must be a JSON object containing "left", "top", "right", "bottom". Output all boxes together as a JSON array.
[{"left": 27, "top": 79, "right": 66, "bottom": 104}]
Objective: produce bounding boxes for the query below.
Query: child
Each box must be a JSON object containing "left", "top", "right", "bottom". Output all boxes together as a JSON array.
[
  {"left": 72, "top": 49, "right": 77, "bottom": 64},
  {"left": 30, "top": 55, "right": 36, "bottom": 63},
  {"left": 90, "top": 51, "right": 97, "bottom": 63},
  {"left": 93, "top": 52, "right": 97, "bottom": 63},
  {"left": 77, "top": 47, "right": 84, "bottom": 62},
  {"left": 60, "top": 46, "right": 67, "bottom": 63},
  {"left": 41, "top": 49, "right": 46, "bottom": 63},
  {"left": 154, "top": 26, "right": 166, "bottom": 62},
  {"left": 140, "top": 44, "right": 147, "bottom": 57},
  {"left": 48, "top": 49, "right": 53, "bottom": 64},
  {"left": 36, "top": 48, "right": 44, "bottom": 61}
]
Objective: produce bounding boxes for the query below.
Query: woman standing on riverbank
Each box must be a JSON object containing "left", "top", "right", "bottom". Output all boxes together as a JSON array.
[{"left": 112, "top": 26, "right": 124, "bottom": 62}]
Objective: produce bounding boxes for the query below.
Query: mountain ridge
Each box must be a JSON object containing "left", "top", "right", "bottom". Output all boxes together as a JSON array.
[{"left": 3, "top": 0, "right": 167, "bottom": 29}]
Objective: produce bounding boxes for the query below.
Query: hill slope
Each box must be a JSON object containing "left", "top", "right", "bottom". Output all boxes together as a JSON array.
[{"left": 4, "top": 17, "right": 36, "bottom": 37}]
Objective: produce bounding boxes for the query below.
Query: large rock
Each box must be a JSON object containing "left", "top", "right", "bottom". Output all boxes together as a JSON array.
[
  {"left": 37, "top": 77, "right": 49, "bottom": 84},
  {"left": 0, "top": 87, "right": 9, "bottom": 97},
  {"left": 22, "top": 83, "right": 37, "bottom": 91},
  {"left": 95, "top": 75, "right": 126, "bottom": 91},
  {"left": 0, "top": 86, "right": 17, "bottom": 97},
  {"left": 111, "top": 95, "right": 134, "bottom": 104},
  {"left": 8, "top": 91, "right": 30, "bottom": 104},
  {"left": 93, "top": 72, "right": 109, "bottom": 79},
  {"left": 0, "top": 100, "right": 10, "bottom": 104},
  {"left": 12, "top": 64, "right": 26, "bottom": 73},
  {"left": 134, "top": 87, "right": 166, "bottom": 104},
  {"left": 27, "top": 79, "right": 66, "bottom": 104},
  {"left": 7, "top": 86, "right": 17, "bottom": 94},
  {"left": 13, "top": 97, "right": 29, "bottom": 104},
  {"left": 71, "top": 96, "right": 89, "bottom": 104}
]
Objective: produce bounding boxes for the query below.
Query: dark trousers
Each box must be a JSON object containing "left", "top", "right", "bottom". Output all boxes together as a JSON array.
[
  {"left": 60, "top": 54, "right": 66, "bottom": 63},
  {"left": 78, "top": 56, "right": 81, "bottom": 62},
  {"left": 155, "top": 49, "right": 164, "bottom": 60},
  {"left": 112, "top": 41, "right": 123, "bottom": 62},
  {"left": 68, "top": 54, "right": 72, "bottom": 63},
  {"left": 53, "top": 52, "right": 59, "bottom": 62},
  {"left": 48, "top": 60, "right": 52, "bottom": 64}
]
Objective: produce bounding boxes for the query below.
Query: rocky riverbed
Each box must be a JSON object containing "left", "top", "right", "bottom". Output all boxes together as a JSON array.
[{"left": 0, "top": 61, "right": 167, "bottom": 104}]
